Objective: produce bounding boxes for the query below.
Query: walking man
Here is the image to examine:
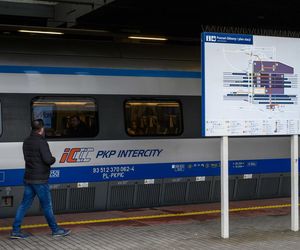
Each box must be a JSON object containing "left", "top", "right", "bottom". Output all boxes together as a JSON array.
[{"left": 11, "top": 119, "right": 70, "bottom": 239}]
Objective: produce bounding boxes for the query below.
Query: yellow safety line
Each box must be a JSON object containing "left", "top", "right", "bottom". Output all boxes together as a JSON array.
[{"left": 0, "top": 203, "right": 293, "bottom": 231}]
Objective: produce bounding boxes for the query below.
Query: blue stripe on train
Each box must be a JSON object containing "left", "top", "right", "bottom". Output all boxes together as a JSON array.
[
  {"left": 0, "top": 65, "right": 201, "bottom": 78},
  {"left": 0, "top": 158, "right": 294, "bottom": 186}
]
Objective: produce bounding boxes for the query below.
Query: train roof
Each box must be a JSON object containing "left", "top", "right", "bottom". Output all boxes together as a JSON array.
[{"left": 0, "top": 35, "right": 200, "bottom": 72}]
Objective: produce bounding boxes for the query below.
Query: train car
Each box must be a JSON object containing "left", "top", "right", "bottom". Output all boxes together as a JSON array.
[{"left": 0, "top": 34, "right": 293, "bottom": 218}]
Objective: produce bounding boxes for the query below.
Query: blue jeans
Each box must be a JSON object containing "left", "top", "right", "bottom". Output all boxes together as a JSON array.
[{"left": 12, "top": 183, "right": 59, "bottom": 233}]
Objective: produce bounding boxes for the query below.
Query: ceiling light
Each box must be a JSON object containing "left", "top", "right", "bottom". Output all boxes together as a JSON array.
[
  {"left": 18, "top": 29, "right": 64, "bottom": 35},
  {"left": 128, "top": 36, "right": 167, "bottom": 41},
  {"left": 2, "top": 0, "right": 57, "bottom": 5}
]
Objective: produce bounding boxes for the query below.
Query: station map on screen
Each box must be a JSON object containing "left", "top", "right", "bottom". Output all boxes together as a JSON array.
[{"left": 202, "top": 32, "right": 300, "bottom": 136}]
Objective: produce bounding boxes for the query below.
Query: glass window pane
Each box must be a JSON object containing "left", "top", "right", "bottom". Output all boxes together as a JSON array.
[
  {"left": 125, "top": 100, "right": 183, "bottom": 136},
  {"left": 32, "top": 97, "right": 98, "bottom": 138}
]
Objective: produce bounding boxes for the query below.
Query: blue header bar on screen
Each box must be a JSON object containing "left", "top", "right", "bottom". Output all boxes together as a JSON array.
[{"left": 203, "top": 32, "right": 253, "bottom": 45}]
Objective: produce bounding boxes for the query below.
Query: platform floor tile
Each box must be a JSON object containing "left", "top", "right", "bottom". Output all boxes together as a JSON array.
[{"left": 0, "top": 212, "right": 300, "bottom": 249}]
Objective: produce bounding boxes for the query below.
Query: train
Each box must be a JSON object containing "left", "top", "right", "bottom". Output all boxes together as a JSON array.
[{"left": 0, "top": 34, "right": 294, "bottom": 218}]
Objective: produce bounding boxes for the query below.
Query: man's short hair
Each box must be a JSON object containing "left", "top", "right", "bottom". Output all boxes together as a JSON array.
[{"left": 31, "top": 119, "right": 44, "bottom": 131}]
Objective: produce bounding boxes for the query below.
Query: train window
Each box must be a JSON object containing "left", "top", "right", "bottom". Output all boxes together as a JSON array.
[
  {"left": 32, "top": 97, "right": 98, "bottom": 138},
  {"left": 125, "top": 100, "right": 183, "bottom": 136}
]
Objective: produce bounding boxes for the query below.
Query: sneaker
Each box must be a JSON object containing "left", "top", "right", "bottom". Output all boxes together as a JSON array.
[
  {"left": 52, "top": 228, "right": 71, "bottom": 237},
  {"left": 10, "top": 231, "right": 30, "bottom": 239}
]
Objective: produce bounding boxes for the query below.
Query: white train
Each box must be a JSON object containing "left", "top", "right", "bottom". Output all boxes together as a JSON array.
[{"left": 0, "top": 34, "right": 292, "bottom": 217}]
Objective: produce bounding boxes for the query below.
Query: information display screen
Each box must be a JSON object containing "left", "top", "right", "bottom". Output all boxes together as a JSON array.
[{"left": 202, "top": 32, "right": 300, "bottom": 136}]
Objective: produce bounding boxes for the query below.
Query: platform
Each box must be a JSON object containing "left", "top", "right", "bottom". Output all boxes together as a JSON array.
[{"left": 0, "top": 197, "right": 299, "bottom": 249}]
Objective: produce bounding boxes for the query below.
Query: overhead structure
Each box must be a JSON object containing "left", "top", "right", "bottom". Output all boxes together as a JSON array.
[{"left": 0, "top": 0, "right": 115, "bottom": 27}]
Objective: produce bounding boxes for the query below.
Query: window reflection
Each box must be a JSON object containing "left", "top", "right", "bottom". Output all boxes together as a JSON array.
[
  {"left": 125, "top": 100, "right": 183, "bottom": 136},
  {"left": 32, "top": 97, "right": 98, "bottom": 138}
]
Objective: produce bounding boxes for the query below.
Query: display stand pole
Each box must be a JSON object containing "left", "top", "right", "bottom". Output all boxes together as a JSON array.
[
  {"left": 291, "top": 134, "right": 299, "bottom": 231},
  {"left": 221, "top": 136, "right": 229, "bottom": 238}
]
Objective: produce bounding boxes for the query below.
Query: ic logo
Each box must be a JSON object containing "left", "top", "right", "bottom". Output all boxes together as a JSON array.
[
  {"left": 59, "top": 148, "right": 94, "bottom": 163},
  {"left": 206, "top": 35, "right": 216, "bottom": 42}
]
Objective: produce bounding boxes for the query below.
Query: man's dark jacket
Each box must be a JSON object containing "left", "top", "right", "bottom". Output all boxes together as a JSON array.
[{"left": 23, "top": 132, "right": 56, "bottom": 184}]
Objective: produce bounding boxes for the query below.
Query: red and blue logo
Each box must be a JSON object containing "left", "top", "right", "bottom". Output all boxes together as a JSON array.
[{"left": 59, "top": 148, "right": 94, "bottom": 163}]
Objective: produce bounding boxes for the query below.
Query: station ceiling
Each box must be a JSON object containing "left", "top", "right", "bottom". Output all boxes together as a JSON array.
[{"left": 0, "top": 0, "right": 300, "bottom": 43}]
